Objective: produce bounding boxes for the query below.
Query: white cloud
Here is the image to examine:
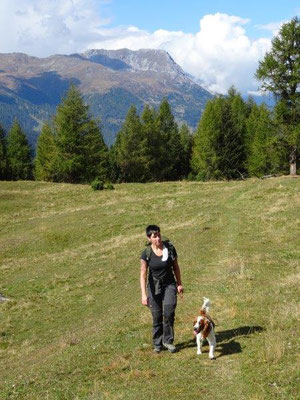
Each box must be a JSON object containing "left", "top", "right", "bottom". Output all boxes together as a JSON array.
[
  {"left": 248, "top": 90, "right": 264, "bottom": 97},
  {"left": 0, "top": 2, "right": 274, "bottom": 94},
  {"left": 256, "top": 21, "right": 283, "bottom": 36},
  {"left": 91, "top": 13, "right": 272, "bottom": 95},
  {"left": 0, "top": 0, "right": 111, "bottom": 57}
]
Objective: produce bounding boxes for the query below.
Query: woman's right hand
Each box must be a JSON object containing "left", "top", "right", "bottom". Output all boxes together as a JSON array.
[{"left": 142, "top": 294, "right": 148, "bottom": 306}]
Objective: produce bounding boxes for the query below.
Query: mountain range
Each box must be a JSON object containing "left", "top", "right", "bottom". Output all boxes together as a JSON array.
[{"left": 0, "top": 49, "right": 213, "bottom": 147}]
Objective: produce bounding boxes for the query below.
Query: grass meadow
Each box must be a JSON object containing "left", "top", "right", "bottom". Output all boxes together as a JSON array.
[{"left": 0, "top": 177, "right": 299, "bottom": 399}]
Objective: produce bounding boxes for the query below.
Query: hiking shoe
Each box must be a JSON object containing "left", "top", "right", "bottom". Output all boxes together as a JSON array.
[
  {"left": 163, "top": 343, "right": 176, "bottom": 353},
  {"left": 153, "top": 347, "right": 162, "bottom": 353}
]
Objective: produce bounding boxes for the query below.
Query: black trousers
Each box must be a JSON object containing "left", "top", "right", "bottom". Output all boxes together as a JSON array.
[{"left": 148, "top": 283, "right": 177, "bottom": 347}]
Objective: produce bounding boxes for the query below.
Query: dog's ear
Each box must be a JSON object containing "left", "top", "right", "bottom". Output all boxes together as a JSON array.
[{"left": 202, "top": 319, "right": 211, "bottom": 338}]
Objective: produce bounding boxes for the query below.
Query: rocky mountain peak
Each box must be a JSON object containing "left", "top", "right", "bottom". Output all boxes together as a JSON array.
[{"left": 80, "top": 48, "right": 185, "bottom": 76}]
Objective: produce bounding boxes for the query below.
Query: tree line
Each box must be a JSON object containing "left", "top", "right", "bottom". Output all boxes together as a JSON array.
[
  {"left": 0, "top": 86, "right": 293, "bottom": 183},
  {"left": 0, "top": 86, "right": 193, "bottom": 184},
  {"left": 0, "top": 17, "right": 299, "bottom": 183}
]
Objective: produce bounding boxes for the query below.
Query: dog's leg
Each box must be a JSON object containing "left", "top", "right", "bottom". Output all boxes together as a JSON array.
[
  {"left": 196, "top": 333, "right": 202, "bottom": 355},
  {"left": 207, "top": 331, "right": 216, "bottom": 359}
]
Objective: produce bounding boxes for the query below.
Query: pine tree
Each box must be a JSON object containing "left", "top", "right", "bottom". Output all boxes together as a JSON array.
[
  {"left": 246, "top": 104, "right": 281, "bottom": 176},
  {"left": 255, "top": 17, "right": 300, "bottom": 175},
  {"left": 54, "top": 85, "right": 108, "bottom": 183},
  {"left": 113, "top": 100, "right": 186, "bottom": 182},
  {"left": 114, "top": 105, "right": 149, "bottom": 182},
  {"left": 192, "top": 96, "right": 228, "bottom": 180},
  {"left": 155, "top": 99, "right": 183, "bottom": 180},
  {"left": 192, "top": 89, "right": 248, "bottom": 180},
  {"left": 245, "top": 96, "right": 256, "bottom": 116},
  {"left": 0, "top": 124, "right": 7, "bottom": 180},
  {"left": 6, "top": 120, "right": 33, "bottom": 180},
  {"left": 108, "top": 142, "right": 121, "bottom": 183},
  {"left": 35, "top": 123, "right": 58, "bottom": 181},
  {"left": 225, "top": 87, "right": 248, "bottom": 178},
  {"left": 168, "top": 128, "right": 185, "bottom": 180},
  {"left": 83, "top": 120, "right": 109, "bottom": 182},
  {"left": 178, "top": 124, "right": 193, "bottom": 178},
  {"left": 140, "top": 104, "right": 158, "bottom": 181}
]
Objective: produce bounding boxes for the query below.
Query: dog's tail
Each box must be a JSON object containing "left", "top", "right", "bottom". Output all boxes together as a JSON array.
[{"left": 201, "top": 297, "right": 211, "bottom": 313}]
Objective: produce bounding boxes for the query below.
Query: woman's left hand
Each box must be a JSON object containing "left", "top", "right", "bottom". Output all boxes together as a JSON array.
[{"left": 177, "top": 285, "right": 184, "bottom": 294}]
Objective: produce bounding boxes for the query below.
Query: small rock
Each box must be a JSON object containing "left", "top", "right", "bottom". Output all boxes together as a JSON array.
[{"left": 0, "top": 293, "right": 9, "bottom": 302}]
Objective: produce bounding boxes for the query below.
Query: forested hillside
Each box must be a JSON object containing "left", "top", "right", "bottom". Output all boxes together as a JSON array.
[{"left": 0, "top": 49, "right": 212, "bottom": 146}]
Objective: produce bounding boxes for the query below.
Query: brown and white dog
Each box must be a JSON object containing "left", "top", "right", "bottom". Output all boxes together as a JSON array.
[{"left": 193, "top": 297, "right": 216, "bottom": 359}]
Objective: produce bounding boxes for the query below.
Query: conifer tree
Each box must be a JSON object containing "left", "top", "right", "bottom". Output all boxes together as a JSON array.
[
  {"left": 114, "top": 100, "right": 187, "bottom": 182},
  {"left": 168, "top": 128, "right": 185, "bottom": 180},
  {"left": 54, "top": 85, "right": 108, "bottom": 183},
  {"left": 192, "top": 89, "right": 247, "bottom": 180},
  {"left": 155, "top": 99, "right": 183, "bottom": 180},
  {"left": 35, "top": 123, "right": 58, "bottom": 181},
  {"left": 192, "top": 96, "right": 228, "bottom": 180},
  {"left": 178, "top": 124, "right": 193, "bottom": 178},
  {"left": 140, "top": 104, "right": 158, "bottom": 181},
  {"left": 246, "top": 96, "right": 256, "bottom": 116},
  {"left": 83, "top": 120, "right": 109, "bottom": 182},
  {"left": 114, "top": 105, "right": 149, "bottom": 182},
  {"left": 255, "top": 17, "right": 300, "bottom": 175},
  {"left": 245, "top": 104, "right": 281, "bottom": 176},
  {"left": 0, "top": 124, "right": 7, "bottom": 180},
  {"left": 6, "top": 120, "right": 33, "bottom": 180},
  {"left": 225, "top": 87, "right": 248, "bottom": 178},
  {"left": 108, "top": 142, "right": 121, "bottom": 183}
]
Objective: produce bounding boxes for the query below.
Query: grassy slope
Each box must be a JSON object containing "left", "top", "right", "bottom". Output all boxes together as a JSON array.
[{"left": 0, "top": 178, "right": 299, "bottom": 400}]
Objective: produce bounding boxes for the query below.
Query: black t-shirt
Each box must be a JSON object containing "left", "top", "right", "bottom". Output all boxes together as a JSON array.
[{"left": 141, "top": 245, "right": 177, "bottom": 284}]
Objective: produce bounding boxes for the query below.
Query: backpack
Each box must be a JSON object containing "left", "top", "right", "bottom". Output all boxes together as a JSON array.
[{"left": 144, "top": 238, "right": 176, "bottom": 263}]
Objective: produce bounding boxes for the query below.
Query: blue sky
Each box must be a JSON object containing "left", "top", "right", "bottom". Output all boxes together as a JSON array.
[
  {"left": 0, "top": 0, "right": 299, "bottom": 94},
  {"left": 109, "top": 0, "right": 299, "bottom": 37}
]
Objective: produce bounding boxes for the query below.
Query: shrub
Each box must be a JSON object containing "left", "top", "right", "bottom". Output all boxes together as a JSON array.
[
  {"left": 104, "top": 182, "right": 114, "bottom": 190},
  {"left": 91, "top": 179, "right": 114, "bottom": 191},
  {"left": 91, "top": 178, "right": 104, "bottom": 191}
]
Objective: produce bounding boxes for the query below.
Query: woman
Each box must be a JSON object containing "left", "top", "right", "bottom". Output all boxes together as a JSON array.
[{"left": 140, "top": 225, "right": 183, "bottom": 353}]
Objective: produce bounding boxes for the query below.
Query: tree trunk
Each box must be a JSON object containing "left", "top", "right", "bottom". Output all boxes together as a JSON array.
[{"left": 289, "top": 146, "right": 297, "bottom": 175}]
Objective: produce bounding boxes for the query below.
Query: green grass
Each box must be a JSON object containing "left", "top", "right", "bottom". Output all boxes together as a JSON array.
[{"left": 0, "top": 177, "right": 299, "bottom": 399}]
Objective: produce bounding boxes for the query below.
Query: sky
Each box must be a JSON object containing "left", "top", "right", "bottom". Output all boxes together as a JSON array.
[{"left": 0, "top": 0, "right": 299, "bottom": 95}]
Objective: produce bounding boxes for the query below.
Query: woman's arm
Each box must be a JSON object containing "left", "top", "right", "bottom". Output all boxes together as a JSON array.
[
  {"left": 173, "top": 258, "right": 184, "bottom": 294},
  {"left": 140, "top": 259, "right": 148, "bottom": 306}
]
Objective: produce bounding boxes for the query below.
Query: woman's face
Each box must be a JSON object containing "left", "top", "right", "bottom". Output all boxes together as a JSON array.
[{"left": 149, "top": 231, "right": 162, "bottom": 247}]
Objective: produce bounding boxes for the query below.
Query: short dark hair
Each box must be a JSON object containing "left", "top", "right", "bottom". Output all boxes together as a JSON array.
[{"left": 146, "top": 225, "right": 160, "bottom": 238}]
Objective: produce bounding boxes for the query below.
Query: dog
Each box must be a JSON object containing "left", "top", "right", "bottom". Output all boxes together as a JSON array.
[{"left": 193, "top": 297, "right": 216, "bottom": 359}]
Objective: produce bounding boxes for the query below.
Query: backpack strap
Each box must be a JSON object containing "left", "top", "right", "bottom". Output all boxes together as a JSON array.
[{"left": 145, "top": 243, "right": 152, "bottom": 262}]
